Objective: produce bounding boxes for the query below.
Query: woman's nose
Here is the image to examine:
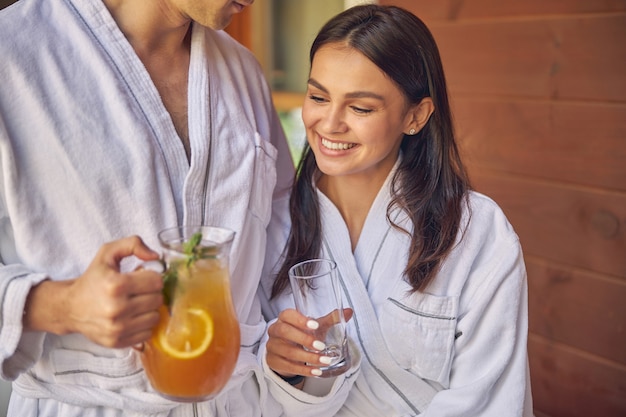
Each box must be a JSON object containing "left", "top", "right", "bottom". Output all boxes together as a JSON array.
[{"left": 320, "top": 105, "right": 347, "bottom": 134}]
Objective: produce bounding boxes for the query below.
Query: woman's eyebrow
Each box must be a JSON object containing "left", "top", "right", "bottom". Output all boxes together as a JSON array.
[
  {"left": 307, "top": 78, "right": 327, "bottom": 92},
  {"left": 307, "top": 78, "right": 384, "bottom": 101}
]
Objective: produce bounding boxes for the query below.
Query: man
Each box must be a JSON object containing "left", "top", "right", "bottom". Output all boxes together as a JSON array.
[{"left": 0, "top": 0, "right": 293, "bottom": 415}]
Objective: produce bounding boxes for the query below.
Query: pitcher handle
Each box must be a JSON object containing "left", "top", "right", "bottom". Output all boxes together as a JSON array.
[{"left": 132, "top": 259, "right": 166, "bottom": 353}]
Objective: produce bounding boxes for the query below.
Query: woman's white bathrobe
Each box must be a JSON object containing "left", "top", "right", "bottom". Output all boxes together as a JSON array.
[
  {"left": 258, "top": 166, "right": 534, "bottom": 416},
  {"left": 0, "top": 0, "right": 293, "bottom": 415}
]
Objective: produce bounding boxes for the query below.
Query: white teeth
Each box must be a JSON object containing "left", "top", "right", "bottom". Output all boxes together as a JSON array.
[{"left": 321, "top": 137, "right": 356, "bottom": 150}]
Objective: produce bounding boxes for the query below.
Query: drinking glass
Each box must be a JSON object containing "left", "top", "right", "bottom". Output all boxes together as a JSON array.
[
  {"left": 288, "top": 258, "right": 351, "bottom": 377},
  {"left": 139, "top": 226, "right": 240, "bottom": 401}
]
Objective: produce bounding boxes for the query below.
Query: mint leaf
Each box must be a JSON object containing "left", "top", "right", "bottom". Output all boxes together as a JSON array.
[
  {"left": 163, "top": 232, "right": 203, "bottom": 309},
  {"left": 162, "top": 265, "right": 178, "bottom": 310},
  {"left": 183, "top": 232, "right": 202, "bottom": 256}
]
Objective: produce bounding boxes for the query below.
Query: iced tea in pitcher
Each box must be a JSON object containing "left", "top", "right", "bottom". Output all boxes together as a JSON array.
[{"left": 140, "top": 226, "right": 240, "bottom": 401}]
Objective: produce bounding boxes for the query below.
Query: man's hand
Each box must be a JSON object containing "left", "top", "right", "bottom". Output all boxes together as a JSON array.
[{"left": 24, "top": 235, "right": 164, "bottom": 348}]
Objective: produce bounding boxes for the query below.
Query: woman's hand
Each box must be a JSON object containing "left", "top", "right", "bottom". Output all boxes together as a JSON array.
[{"left": 266, "top": 307, "right": 353, "bottom": 382}]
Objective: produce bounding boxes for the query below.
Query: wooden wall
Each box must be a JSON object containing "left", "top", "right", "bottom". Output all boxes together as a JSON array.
[
  {"left": 380, "top": 1, "right": 626, "bottom": 416},
  {"left": 0, "top": 0, "right": 15, "bottom": 9},
  {"left": 224, "top": 5, "right": 252, "bottom": 53}
]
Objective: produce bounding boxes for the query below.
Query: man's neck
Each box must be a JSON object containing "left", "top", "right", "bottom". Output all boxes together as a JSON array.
[
  {"left": 102, "top": 0, "right": 193, "bottom": 160},
  {"left": 102, "top": 0, "right": 191, "bottom": 58}
]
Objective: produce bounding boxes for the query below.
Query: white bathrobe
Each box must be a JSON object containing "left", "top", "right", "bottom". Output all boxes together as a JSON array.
[
  {"left": 0, "top": 0, "right": 293, "bottom": 415},
  {"left": 259, "top": 163, "right": 534, "bottom": 416}
]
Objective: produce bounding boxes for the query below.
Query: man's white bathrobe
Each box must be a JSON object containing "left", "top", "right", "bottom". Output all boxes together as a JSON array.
[
  {"left": 259, "top": 164, "right": 534, "bottom": 416},
  {"left": 0, "top": 0, "right": 293, "bottom": 415}
]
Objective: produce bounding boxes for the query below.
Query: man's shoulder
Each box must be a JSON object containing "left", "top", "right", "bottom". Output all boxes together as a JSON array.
[
  {"left": 0, "top": 0, "right": 74, "bottom": 54},
  {"left": 200, "top": 26, "right": 261, "bottom": 68},
  {"left": 197, "top": 26, "right": 268, "bottom": 99},
  {"left": 0, "top": 0, "right": 53, "bottom": 30}
]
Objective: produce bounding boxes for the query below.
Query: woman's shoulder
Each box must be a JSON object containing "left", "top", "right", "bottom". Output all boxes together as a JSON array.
[
  {"left": 419, "top": 191, "right": 526, "bottom": 302},
  {"left": 437, "top": 191, "right": 524, "bottom": 288},
  {"left": 466, "top": 190, "right": 506, "bottom": 216},
  {"left": 463, "top": 190, "right": 519, "bottom": 244}
]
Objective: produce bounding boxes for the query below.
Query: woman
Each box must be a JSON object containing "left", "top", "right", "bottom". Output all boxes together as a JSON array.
[{"left": 258, "top": 5, "right": 534, "bottom": 416}]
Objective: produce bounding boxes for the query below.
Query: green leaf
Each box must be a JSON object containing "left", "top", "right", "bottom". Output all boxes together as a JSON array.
[
  {"left": 162, "top": 266, "right": 178, "bottom": 310},
  {"left": 183, "top": 232, "right": 202, "bottom": 256},
  {"left": 162, "top": 232, "right": 203, "bottom": 309}
]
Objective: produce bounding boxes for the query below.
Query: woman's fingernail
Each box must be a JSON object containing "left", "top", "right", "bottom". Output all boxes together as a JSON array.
[
  {"left": 311, "top": 368, "right": 322, "bottom": 376},
  {"left": 312, "top": 340, "right": 326, "bottom": 351},
  {"left": 306, "top": 320, "right": 319, "bottom": 330},
  {"left": 320, "top": 356, "right": 332, "bottom": 365}
]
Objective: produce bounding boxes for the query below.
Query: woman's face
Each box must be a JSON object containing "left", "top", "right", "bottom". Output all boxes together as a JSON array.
[{"left": 302, "top": 43, "right": 415, "bottom": 183}]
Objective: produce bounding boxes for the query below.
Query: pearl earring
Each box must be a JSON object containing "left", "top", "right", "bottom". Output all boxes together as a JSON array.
[{"left": 409, "top": 128, "right": 416, "bottom": 135}]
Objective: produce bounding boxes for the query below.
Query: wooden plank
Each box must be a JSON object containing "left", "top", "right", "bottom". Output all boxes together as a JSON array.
[
  {"left": 554, "top": 15, "right": 626, "bottom": 102},
  {"left": 430, "top": 21, "right": 553, "bottom": 98},
  {"left": 453, "top": 98, "right": 626, "bottom": 191},
  {"left": 468, "top": 171, "right": 626, "bottom": 278},
  {"left": 527, "top": 258, "right": 626, "bottom": 364},
  {"left": 422, "top": 15, "right": 626, "bottom": 102},
  {"left": 529, "top": 335, "right": 626, "bottom": 417},
  {"left": 382, "top": 0, "right": 626, "bottom": 21}
]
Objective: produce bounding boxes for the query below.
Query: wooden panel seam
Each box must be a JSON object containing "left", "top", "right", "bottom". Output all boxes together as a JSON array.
[{"left": 529, "top": 333, "right": 626, "bottom": 371}]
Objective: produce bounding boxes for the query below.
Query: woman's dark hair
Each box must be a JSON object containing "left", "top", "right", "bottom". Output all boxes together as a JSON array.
[{"left": 271, "top": 4, "right": 470, "bottom": 297}]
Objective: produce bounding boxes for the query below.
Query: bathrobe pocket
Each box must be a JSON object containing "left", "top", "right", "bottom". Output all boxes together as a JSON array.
[{"left": 380, "top": 293, "right": 458, "bottom": 388}]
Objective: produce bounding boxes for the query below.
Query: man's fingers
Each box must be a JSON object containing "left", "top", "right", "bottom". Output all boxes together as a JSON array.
[
  {"left": 103, "top": 305, "right": 162, "bottom": 348},
  {"left": 126, "top": 291, "right": 163, "bottom": 315},
  {"left": 99, "top": 235, "right": 160, "bottom": 266},
  {"left": 125, "top": 308, "right": 161, "bottom": 333},
  {"left": 123, "top": 269, "right": 164, "bottom": 296},
  {"left": 115, "top": 327, "right": 157, "bottom": 349}
]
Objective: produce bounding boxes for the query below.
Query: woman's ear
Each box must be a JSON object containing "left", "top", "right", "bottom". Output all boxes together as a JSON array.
[{"left": 405, "top": 97, "right": 435, "bottom": 135}]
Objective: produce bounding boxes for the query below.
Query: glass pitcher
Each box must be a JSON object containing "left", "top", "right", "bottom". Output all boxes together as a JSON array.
[{"left": 139, "top": 225, "right": 240, "bottom": 402}]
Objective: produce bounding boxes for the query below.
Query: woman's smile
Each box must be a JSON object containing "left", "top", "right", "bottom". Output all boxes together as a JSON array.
[{"left": 321, "top": 136, "right": 357, "bottom": 151}]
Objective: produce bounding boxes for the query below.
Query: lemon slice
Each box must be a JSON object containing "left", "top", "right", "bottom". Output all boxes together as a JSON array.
[{"left": 158, "top": 308, "right": 214, "bottom": 359}]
